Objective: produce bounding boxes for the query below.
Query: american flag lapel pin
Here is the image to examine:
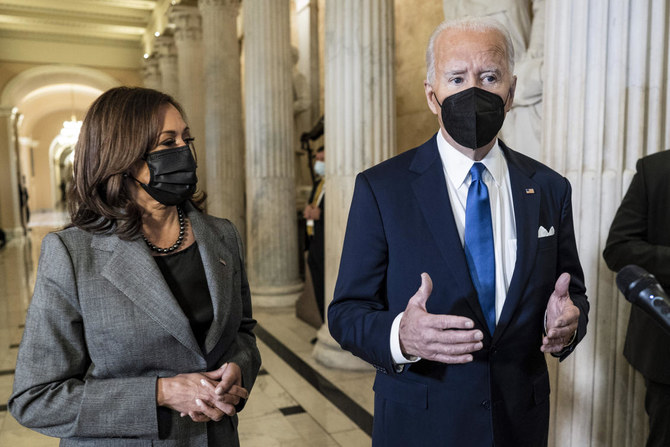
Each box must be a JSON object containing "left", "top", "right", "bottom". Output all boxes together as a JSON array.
[{"left": 525, "top": 188, "right": 535, "bottom": 194}]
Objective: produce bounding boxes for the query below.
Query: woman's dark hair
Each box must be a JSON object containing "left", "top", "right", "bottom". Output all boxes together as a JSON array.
[{"left": 67, "top": 86, "right": 205, "bottom": 239}]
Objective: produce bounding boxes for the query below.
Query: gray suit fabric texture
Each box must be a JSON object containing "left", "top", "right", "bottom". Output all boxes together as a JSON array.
[{"left": 9, "top": 203, "right": 261, "bottom": 446}]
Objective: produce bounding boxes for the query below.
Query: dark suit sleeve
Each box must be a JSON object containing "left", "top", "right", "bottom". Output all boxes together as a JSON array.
[
  {"left": 603, "top": 158, "right": 670, "bottom": 285},
  {"left": 553, "top": 179, "right": 589, "bottom": 361},
  {"left": 328, "top": 173, "right": 398, "bottom": 374},
  {"left": 9, "top": 233, "right": 160, "bottom": 439}
]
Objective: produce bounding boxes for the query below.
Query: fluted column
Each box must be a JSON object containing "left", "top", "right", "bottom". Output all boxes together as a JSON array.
[
  {"left": 0, "top": 107, "right": 21, "bottom": 240},
  {"left": 170, "top": 4, "right": 207, "bottom": 194},
  {"left": 244, "top": 0, "right": 303, "bottom": 307},
  {"left": 312, "top": 0, "right": 395, "bottom": 369},
  {"left": 142, "top": 54, "right": 162, "bottom": 91},
  {"left": 199, "top": 0, "right": 245, "bottom": 234},
  {"left": 154, "top": 34, "right": 179, "bottom": 98},
  {"left": 543, "top": 1, "right": 669, "bottom": 446}
]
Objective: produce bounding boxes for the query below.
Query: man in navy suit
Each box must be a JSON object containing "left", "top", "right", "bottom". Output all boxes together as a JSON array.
[{"left": 328, "top": 17, "right": 589, "bottom": 447}]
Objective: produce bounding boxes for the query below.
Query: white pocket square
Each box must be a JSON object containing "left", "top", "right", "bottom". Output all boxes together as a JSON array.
[{"left": 538, "top": 226, "right": 555, "bottom": 238}]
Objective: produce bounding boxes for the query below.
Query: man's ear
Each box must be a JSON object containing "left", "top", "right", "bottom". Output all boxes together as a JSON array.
[
  {"left": 505, "top": 76, "right": 517, "bottom": 113},
  {"left": 424, "top": 80, "right": 440, "bottom": 115}
]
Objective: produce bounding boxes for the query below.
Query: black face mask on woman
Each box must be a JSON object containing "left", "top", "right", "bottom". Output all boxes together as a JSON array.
[
  {"left": 133, "top": 144, "right": 198, "bottom": 206},
  {"left": 434, "top": 87, "right": 507, "bottom": 150}
]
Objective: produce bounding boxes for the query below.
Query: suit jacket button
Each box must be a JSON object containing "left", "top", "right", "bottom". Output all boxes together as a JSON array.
[{"left": 481, "top": 400, "right": 491, "bottom": 410}]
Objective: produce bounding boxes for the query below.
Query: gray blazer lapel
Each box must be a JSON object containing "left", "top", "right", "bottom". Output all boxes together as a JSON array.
[
  {"left": 92, "top": 233, "right": 202, "bottom": 356},
  {"left": 187, "top": 207, "right": 236, "bottom": 354}
]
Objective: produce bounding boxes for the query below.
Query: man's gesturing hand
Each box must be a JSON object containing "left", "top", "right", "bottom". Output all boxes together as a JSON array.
[
  {"left": 398, "top": 273, "right": 484, "bottom": 364},
  {"left": 541, "top": 272, "right": 580, "bottom": 353}
]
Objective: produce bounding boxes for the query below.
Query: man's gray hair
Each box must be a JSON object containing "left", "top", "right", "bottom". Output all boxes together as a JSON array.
[{"left": 425, "top": 17, "right": 515, "bottom": 85}]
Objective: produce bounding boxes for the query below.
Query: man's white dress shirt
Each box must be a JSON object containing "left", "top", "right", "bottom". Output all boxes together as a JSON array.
[{"left": 390, "top": 131, "right": 517, "bottom": 365}]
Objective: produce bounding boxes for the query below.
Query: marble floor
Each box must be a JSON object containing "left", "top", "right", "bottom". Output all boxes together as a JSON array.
[{"left": 0, "top": 212, "right": 375, "bottom": 446}]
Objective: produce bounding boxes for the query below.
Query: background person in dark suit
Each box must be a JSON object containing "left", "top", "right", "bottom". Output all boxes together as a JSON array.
[
  {"left": 328, "top": 17, "right": 589, "bottom": 446},
  {"left": 603, "top": 150, "right": 670, "bottom": 447},
  {"left": 9, "top": 87, "right": 261, "bottom": 446},
  {"left": 304, "top": 147, "right": 325, "bottom": 322}
]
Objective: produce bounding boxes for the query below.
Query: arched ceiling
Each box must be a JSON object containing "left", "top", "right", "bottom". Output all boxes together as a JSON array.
[{"left": 18, "top": 83, "right": 102, "bottom": 135}]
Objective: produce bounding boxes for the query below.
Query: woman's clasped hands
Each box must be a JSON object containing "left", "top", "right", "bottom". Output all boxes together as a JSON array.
[{"left": 157, "top": 362, "right": 249, "bottom": 422}]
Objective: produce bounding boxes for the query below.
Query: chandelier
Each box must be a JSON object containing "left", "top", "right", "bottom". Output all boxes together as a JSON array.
[
  {"left": 56, "top": 115, "right": 82, "bottom": 147},
  {"left": 56, "top": 85, "right": 82, "bottom": 147}
]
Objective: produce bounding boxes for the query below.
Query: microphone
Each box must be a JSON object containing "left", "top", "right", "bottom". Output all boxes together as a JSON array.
[{"left": 616, "top": 265, "right": 670, "bottom": 336}]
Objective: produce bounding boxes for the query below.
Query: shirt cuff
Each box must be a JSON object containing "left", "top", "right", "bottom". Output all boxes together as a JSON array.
[{"left": 390, "top": 312, "right": 421, "bottom": 366}]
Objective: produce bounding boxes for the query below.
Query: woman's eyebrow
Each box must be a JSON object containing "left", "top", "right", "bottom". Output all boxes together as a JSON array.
[{"left": 159, "top": 127, "right": 190, "bottom": 136}]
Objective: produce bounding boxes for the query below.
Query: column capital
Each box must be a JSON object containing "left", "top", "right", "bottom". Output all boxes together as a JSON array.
[
  {"left": 142, "top": 54, "right": 161, "bottom": 76},
  {"left": 154, "top": 34, "right": 177, "bottom": 58},
  {"left": 199, "top": 0, "right": 240, "bottom": 15},
  {"left": 169, "top": 5, "right": 203, "bottom": 43}
]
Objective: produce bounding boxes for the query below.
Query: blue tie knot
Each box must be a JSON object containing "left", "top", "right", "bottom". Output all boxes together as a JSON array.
[{"left": 470, "top": 162, "right": 486, "bottom": 182}]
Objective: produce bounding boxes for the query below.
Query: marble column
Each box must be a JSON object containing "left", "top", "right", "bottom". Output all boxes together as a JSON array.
[
  {"left": 154, "top": 34, "right": 179, "bottom": 98},
  {"left": 0, "top": 107, "right": 22, "bottom": 240},
  {"left": 244, "top": 0, "right": 303, "bottom": 307},
  {"left": 542, "top": 1, "right": 670, "bottom": 446},
  {"left": 294, "top": 0, "right": 320, "bottom": 124},
  {"left": 170, "top": 4, "right": 207, "bottom": 194},
  {"left": 198, "top": 0, "right": 245, "bottom": 234},
  {"left": 142, "top": 54, "right": 162, "bottom": 91},
  {"left": 312, "top": 0, "right": 395, "bottom": 370}
]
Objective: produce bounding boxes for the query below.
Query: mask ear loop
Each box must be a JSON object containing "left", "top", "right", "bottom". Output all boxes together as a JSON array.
[
  {"left": 123, "top": 172, "right": 147, "bottom": 188},
  {"left": 433, "top": 91, "right": 443, "bottom": 108}
]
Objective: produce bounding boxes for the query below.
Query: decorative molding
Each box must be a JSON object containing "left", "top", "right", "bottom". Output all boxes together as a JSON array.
[
  {"left": 169, "top": 5, "right": 202, "bottom": 42},
  {"left": 198, "top": 0, "right": 240, "bottom": 20},
  {"left": 0, "top": 0, "right": 156, "bottom": 12},
  {"left": 0, "top": 14, "right": 145, "bottom": 40},
  {"left": 0, "top": 4, "right": 150, "bottom": 27},
  {"left": 198, "top": 0, "right": 240, "bottom": 11},
  {"left": 0, "top": 28, "right": 142, "bottom": 49},
  {"left": 154, "top": 34, "right": 177, "bottom": 57},
  {"left": 0, "top": 0, "right": 160, "bottom": 50}
]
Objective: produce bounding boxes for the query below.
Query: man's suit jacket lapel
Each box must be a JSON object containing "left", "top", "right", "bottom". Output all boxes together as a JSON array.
[
  {"left": 187, "top": 205, "right": 235, "bottom": 355},
  {"left": 93, "top": 232, "right": 202, "bottom": 356},
  {"left": 493, "top": 142, "right": 541, "bottom": 344},
  {"left": 409, "top": 135, "right": 488, "bottom": 330}
]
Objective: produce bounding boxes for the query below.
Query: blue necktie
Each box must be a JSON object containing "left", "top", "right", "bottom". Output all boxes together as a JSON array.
[{"left": 464, "top": 163, "right": 496, "bottom": 335}]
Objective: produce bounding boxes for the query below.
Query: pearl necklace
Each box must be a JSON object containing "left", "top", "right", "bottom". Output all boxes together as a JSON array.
[{"left": 142, "top": 207, "right": 186, "bottom": 254}]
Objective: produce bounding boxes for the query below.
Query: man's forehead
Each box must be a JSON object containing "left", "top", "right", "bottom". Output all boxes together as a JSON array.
[{"left": 436, "top": 27, "right": 508, "bottom": 63}]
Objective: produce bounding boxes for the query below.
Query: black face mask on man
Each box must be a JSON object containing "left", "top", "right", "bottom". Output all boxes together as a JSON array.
[
  {"left": 132, "top": 145, "right": 198, "bottom": 206},
  {"left": 434, "top": 87, "right": 508, "bottom": 150}
]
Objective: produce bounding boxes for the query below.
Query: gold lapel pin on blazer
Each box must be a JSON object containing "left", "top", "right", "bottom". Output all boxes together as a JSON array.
[{"left": 219, "top": 258, "right": 227, "bottom": 266}]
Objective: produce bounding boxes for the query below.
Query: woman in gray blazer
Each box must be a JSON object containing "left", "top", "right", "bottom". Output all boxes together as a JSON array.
[{"left": 9, "top": 87, "right": 261, "bottom": 446}]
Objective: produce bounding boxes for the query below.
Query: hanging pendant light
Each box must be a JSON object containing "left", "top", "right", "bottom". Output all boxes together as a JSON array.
[{"left": 56, "top": 85, "right": 82, "bottom": 147}]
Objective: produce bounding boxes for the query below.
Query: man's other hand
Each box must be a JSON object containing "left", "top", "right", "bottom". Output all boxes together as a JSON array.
[
  {"left": 541, "top": 272, "right": 579, "bottom": 353},
  {"left": 399, "top": 273, "right": 484, "bottom": 364}
]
